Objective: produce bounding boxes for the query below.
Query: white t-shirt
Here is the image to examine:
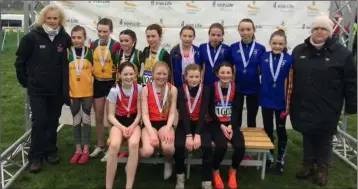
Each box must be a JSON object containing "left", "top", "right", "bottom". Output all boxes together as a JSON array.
[{"left": 107, "top": 84, "right": 142, "bottom": 104}]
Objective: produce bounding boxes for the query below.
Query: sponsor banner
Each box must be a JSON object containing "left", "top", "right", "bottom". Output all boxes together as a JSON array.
[{"left": 53, "top": 1, "right": 330, "bottom": 53}]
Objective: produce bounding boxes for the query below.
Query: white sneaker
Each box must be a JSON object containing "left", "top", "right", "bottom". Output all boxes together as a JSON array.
[
  {"left": 201, "top": 181, "right": 212, "bottom": 189},
  {"left": 175, "top": 174, "right": 185, "bottom": 189},
  {"left": 164, "top": 161, "right": 172, "bottom": 180},
  {"left": 89, "top": 146, "right": 104, "bottom": 157}
]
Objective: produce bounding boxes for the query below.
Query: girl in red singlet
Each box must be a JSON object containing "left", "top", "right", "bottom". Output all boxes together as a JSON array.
[
  {"left": 140, "top": 61, "right": 178, "bottom": 180},
  {"left": 106, "top": 62, "right": 142, "bottom": 189}
]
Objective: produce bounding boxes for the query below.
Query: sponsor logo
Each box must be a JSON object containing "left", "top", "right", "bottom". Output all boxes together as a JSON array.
[
  {"left": 185, "top": 1, "right": 200, "bottom": 15},
  {"left": 275, "top": 21, "right": 288, "bottom": 31},
  {"left": 255, "top": 24, "right": 263, "bottom": 31},
  {"left": 88, "top": 1, "right": 110, "bottom": 8},
  {"left": 306, "top": 1, "right": 319, "bottom": 17},
  {"left": 67, "top": 18, "right": 79, "bottom": 25},
  {"left": 151, "top": 1, "right": 173, "bottom": 9},
  {"left": 123, "top": 1, "right": 137, "bottom": 12},
  {"left": 60, "top": 1, "right": 74, "bottom": 9},
  {"left": 119, "top": 18, "right": 141, "bottom": 27},
  {"left": 220, "top": 19, "right": 225, "bottom": 26},
  {"left": 212, "top": 1, "right": 234, "bottom": 11},
  {"left": 212, "top": 1, "right": 233, "bottom": 8},
  {"left": 158, "top": 18, "right": 166, "bottom": 28},
  {"left": 181, "top": 21, "right": 202, "bottom": 28},
  {"left": 162, "top": 43, "right": 171, "bottom": 51},
  {"left": 301, "top": 24, "right": 311, "bottom": 30},
  {"left": 247, "top": 1, "right": 260, "bottom": 16},
  {"left": 273, "top": 2, "right": 294, "bottom": 12}
]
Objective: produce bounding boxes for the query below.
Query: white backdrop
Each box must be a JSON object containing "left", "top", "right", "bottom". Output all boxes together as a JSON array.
[{"left": 53, "top": 1, "right": 330, "bottom": 53}]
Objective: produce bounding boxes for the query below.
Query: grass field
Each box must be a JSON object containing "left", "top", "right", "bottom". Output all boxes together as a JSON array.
[{"left": 1, "top": 32, "right": 357, "bottom": 189}]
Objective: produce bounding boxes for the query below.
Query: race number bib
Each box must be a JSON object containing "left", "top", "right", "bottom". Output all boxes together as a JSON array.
[
  {"left": 142, "top": 70, "right": 152, "bottom": 84},
  {"left": 215, "top": 102, "right": 232, "bottom": 119}
]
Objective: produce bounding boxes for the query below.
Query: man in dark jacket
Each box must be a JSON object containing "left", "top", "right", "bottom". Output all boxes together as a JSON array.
[
  {"left": 290, "top": 13, "right": 357, "bottom": 186},
  {"left": 14, "top": 4, "right": 71, "bottom": 173}
]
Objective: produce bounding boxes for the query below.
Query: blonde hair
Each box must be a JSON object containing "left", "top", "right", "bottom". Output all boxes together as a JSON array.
[
  {"left": 35, "top": 4, "right": 66, "bottom": 26},
  {"left": 152, "top": 61, "right": 172, "bottom": 115}
]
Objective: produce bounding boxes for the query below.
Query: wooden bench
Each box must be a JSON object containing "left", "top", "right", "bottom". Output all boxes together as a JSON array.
[
  {"left": 186, "top": 127, "right": 274, "bottom": 180},
  {"left": 101, "top": 127, "right": 274, "bottom": 180}
]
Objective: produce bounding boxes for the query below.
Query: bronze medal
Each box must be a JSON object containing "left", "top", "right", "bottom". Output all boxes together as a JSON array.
[
  {"left": 76, "top": 76, "right": 80, "bottom": 81},
  {"left": 101, "top": 68, "right": 105, "bottom": 72}
]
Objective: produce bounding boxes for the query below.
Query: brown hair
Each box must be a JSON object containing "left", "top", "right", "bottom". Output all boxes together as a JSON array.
[
  {"left": 180, "top": 25, "right": 196, "bottom": 37},
  {"left": 119, "top": 29, "right": 137, "bottom": 63},
  {"left": 270, "top": 29, "right": 288, "bottom": 52},
  {"left": 97, "top": 18, "right": 113, "bottom": 32},
  {"left": 71, "top": 25, "right": 87, "bottom": 39},
  {"left": 208, "top": 23, "right": 224, "bottom": 35},
  {"left": 238, "top": 18, "right": 256, "bottom": 39},
  {"left": 152, "top": 61, "right": 172, "bottom": 115},
  {"left": 214, "top": 61, "right": 234, "bottom": 76},
  {"left": 115, "top": 61, "right": 138, "bottom": 87},
  {"left": 184, "top": 63, "right": 201, "bottom": 76},
  {"left": 146, "top": 24, "right": 163, "bottom": 38}
]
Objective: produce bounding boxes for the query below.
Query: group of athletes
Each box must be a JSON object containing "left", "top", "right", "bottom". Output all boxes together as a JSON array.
[{"left": 67, "top": 17, "right": 292, "bottom": 189}]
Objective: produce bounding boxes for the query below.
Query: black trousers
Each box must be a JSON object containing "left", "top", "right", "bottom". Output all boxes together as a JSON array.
[
  {"left": 174, "top": 121, "right": 212, "bottom": 181},
  {"left": 29, "top": 93, "right": 63, "bottom": 164},
  {"left": 210, "top": 121, "right": 245, "bottom": 170},
  {"left": 303, "top": 134, "right": 333, "bottom": 166},
  {"left": 239, "top": 93, "right": 259, "bottom": 127},
  {"left": 261, "top": 107, "right": 287, "bottom": 163}
]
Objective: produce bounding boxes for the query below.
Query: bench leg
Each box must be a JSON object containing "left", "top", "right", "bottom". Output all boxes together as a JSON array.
[
  {"left": 186, "top": 153, "right": 191, "bottom": 179},
  {"left": 257, "top": 152, "right": 261, "bottom": 170},
  {"left": 261, "top": 152, "right": 267, "bottom": 180}
]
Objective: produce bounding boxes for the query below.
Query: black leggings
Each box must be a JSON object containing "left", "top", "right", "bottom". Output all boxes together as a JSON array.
[
  {"left": 261, "top": 107, "right": 287, "bottom": 163},
  {"left": 211, "top": 122, "right": 245, "bottom": 170},
  {"left": 239, "top": 93, "right": 259, "bottom": 127},
  {"left": 174, "top": 121, "right": 212, "bottom": 181}
]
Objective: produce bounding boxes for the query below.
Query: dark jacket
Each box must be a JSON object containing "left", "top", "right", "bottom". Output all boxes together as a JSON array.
[
  {"left": 170, "top": 44, "right": 201, "bottom": 87},
  {"left": 14, "top": 26, "right": 72, "bottom": 104},
  {"left": 290, "top": 37, "right": 357, "bottom": 135}
]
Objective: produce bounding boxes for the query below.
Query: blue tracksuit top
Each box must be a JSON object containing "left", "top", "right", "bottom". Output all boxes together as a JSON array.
[
  {"left": 258, "top": 51, "right": 292, "bottom": 111},
  {"left": 199, "top": 42, "right": 231, "bottom": 86},
  {"left": 170, "top": 44, "right": 201, "bottom": 88},
  {"left": 230, "top": 40, "right": 266, "bottom": 95}
]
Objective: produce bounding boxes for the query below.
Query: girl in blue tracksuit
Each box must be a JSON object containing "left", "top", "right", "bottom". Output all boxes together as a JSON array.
[
  {"left": 199, "top": 23, "right": 231, "bottom": 86},
  {"left": 170, "top": 26, "right": 201, "bottom": 88},
  {"left": 230, "top": 18, "right": 266, "bottom": 128},
  {"left": 259, "top": 29, "right": 293, "bottom": 174}
]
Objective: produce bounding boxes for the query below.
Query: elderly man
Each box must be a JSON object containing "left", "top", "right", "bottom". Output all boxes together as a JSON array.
[{"left": 290, "top": 12, "right": 357, "bottom": 186}]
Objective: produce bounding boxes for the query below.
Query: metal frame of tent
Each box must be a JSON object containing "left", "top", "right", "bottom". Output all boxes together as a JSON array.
[{"left": 0, "top": 1, "right": 357, "bottom": 189}]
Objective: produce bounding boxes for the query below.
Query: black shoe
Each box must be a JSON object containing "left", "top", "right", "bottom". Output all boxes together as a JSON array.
[
  {"left": 275, "top": 162, "right": 284, "bottom": 175},
  {"left": 45, "top": 154, "right": 60, "bottom": 165},
  {"left": 29, "top": 162, "right": 42, "bottom": 174},
  {"left": 313, "top": 164, "right": 328, "bottom": 186},
  {"left": 296, "top": 160, "right": 314, "bottom": 180}
]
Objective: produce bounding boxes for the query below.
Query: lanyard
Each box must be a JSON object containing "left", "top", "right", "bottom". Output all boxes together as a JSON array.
[
  {"left": 206, "top": 42, "right": 222, "bottom": 68},
  {"left": 269, "top": 52, "right": 284, "bottom": 87},
  {"left": 185, "top": 84, "right": 202, "bottom": 113},
  {"left": 150, "top": 48, "right": 163, "bottom": 66},
  {"left": 239, "top": 41, "right": 256, "bottom": 68},
  {"left": 217, "top": 82, "right": 231, "bottom": 108},
  {"left": 98, "top": 39, "right": 111, "bottom": 68},
  {"left": 71, "top": 46, "right": 85, "bottom": 78},
  {"left": 116, "top": 83, "right": 134, "bottom": 113},
  {"left": 121, "top": 50, "right": 135, "bottom": 63},
  {"left": 152, "top": 82, "right": 169, "bottom": 113}
]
